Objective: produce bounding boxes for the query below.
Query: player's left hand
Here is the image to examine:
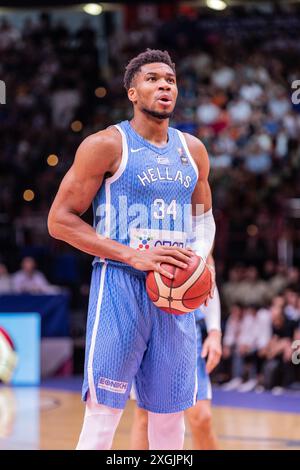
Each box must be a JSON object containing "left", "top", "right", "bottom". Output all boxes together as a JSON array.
[{"left": 201, "top": 330, "right": 222, "bottom": 374}]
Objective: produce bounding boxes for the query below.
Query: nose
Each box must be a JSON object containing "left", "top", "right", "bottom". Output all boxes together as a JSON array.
[{"left": 158, "top": 79, "right": 171, "bottom": 90}]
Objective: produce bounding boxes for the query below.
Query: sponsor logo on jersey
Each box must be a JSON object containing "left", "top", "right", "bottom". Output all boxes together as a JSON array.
[
  {"left": 129, "top": 228, "right": 187, "bottom": 251},
  {"left": 180, "top": 155, "right": 189, "bottom": 165},
  {"left": 156, "top": 156, "right": 170, "bottom": 165},
  {"left": 131, "top": 147, "right": 145, "bottom": 153},
  {"left": 178, "top": 147, "right": 190, "bottom": 166},
  {"left": 132, "top": 230, "right": 153, "bottom": 250},
  {"left": 98, "top": 377, "right": 128, "bottom": 394}
]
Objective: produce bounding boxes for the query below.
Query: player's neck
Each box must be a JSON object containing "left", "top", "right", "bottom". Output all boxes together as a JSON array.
[{"left": 130, "top": 114, "right": 169, "bottom": 148}]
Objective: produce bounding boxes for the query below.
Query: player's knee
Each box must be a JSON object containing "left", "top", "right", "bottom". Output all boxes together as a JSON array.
[
  {"left": 188, "top": 406, "right": 212, "bottom": 433},
  {"left": 149, "top": 411, "right": 184, "bottom": 434}
]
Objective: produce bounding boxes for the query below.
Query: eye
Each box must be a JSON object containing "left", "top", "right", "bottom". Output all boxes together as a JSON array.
[
  {"left": 167, "top": 78, "right": 175, "bottom": 84},
  {"left": 147, "top": 77, "right": 156, "bottom": 81}
]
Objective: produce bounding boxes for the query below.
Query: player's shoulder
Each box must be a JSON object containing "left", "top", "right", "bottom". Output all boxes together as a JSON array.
[
  {"left": 182, "top": 132, "right": 207, "bottom": 155},
  {"left": 182, "top": 132, "right": 209, "bottom": 172},
  {"left": 74, "top": 125, "right": 122, "bottom": 174},
  {"left": 78, "top": 125, "right": 122, "bottom": 155}
]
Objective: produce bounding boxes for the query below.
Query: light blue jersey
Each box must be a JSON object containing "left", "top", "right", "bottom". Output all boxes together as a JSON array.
[
  {"left": 92, "top": 120, "right": 198, "bottom": 270},
  {"left": 82, "top": 121, "right": 201, "bottom": 412}
]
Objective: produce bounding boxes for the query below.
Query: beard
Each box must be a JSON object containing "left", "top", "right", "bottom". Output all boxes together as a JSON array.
[{"left": 141, "top": 106, "right": 173, "bottom": 120}]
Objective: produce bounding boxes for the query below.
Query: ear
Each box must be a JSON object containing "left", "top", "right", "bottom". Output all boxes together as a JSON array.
[{"left": 128, "top": 87, "right": 137, "bottom": 104}]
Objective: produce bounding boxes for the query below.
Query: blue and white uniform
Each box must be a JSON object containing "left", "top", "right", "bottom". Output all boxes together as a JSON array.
[{"left": 82, "top": 120, "right": 200, "bottom": 413}]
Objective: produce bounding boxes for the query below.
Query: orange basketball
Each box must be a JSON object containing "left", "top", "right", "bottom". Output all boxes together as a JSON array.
[{"left": 146, "top": 254, "right": 212, "bottom": 315}]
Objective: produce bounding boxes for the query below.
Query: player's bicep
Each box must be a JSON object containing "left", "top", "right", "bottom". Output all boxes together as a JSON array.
[
  {"left": 50, "top": 166, "right": 102, "bottom": 217},
  {"left": 49, "top": 131, "right": 117, "bottom": 219}
]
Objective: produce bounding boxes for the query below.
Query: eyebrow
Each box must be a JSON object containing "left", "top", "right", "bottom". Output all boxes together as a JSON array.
[{"left": 144, "top": 71, "right": 176, "bottom": 77}]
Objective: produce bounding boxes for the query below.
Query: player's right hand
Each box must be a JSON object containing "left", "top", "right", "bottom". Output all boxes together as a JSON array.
[{"left": 130, "top": 246, "right": 193, "bottom": 279}]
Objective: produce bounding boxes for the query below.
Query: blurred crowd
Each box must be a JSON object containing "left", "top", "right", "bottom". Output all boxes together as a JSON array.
[
  {"left": 214, "top": 262, "right": 300, "bottom": 392},
  {"left": 0, "top": 257, "right": 60, "bottom": 294}
]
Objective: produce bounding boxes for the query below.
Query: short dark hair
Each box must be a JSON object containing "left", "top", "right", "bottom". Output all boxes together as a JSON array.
[{"left": 123, "top": 49, "right": 176, "bottom": 91}]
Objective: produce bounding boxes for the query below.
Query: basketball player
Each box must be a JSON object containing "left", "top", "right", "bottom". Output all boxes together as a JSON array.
[
  {"left": 48, "top": 49, "right": 216, "bottom": 450},
  {"left": 130, "top": 255, "right": 222, "bottom": 450}
]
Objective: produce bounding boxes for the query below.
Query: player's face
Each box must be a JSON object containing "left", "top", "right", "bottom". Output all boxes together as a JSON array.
[{"left": 128, "top": 63, "right": 178, "bottom": 119}]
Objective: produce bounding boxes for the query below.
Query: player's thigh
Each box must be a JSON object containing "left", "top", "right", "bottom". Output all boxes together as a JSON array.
[
  {"left": 135, "top": 309, "right": 197, "bottom": 413},
  {"left": 86, "top": 264, "right": 151, "bottom": 380}
]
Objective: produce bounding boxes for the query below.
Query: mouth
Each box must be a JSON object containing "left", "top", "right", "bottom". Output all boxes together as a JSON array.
[{"left": 157, "top": 96, "right": 172, "bottom": 106}]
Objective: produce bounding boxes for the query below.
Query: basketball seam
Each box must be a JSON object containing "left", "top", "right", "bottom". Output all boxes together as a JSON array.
[
  {"left": 171, "top": 258, "right": 205, "bottom": 289},
  {"left": 156, "top": 289, "right": 211, "bottom": 302},
  {"left": 147, "top": 274, "right": 160, "bottom": 302},
  {"left": 149, "top": 259, "right": 210, "bottom": 313},
  {"left": 154, "top": 287, "right": 211, "bottom": 301},
  {"left": 178, "top": 271, "right": 210, "bottom": 299},
  {"left": 182, "top": 289, "right": 211, "bottom": 308}
]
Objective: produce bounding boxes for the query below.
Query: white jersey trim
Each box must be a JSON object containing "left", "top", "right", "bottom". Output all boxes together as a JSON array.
[
  {"left": 103, "top": 124, "right": 129, "bottom": 239},
  {"left": 176, "top": 130, "right": 199, "bottom": 180},
  {"left": 193, "top": 318, "right": 199, "bottom": 405}
]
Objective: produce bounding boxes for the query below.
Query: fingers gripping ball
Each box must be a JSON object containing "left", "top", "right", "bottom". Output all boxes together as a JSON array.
[{"left": 146, "top": 254, "right": 212, "bottom": 315}]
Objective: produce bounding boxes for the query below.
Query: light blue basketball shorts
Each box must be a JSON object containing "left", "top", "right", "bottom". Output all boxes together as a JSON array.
[
  {"left": 82, "top": 262, "right": 198, "bottom": 414},
  {"left": 131, "top": 319, "right": 212, "bottom": 402}
]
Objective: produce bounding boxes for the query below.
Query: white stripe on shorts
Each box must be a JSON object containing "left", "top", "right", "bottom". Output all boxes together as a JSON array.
[{"left": 87, "top": 263, "right": 107, "bottom": 403}]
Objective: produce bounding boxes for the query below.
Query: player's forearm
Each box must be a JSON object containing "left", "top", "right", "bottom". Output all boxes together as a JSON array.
[{"left": 48, "top": 211, "right": 135, "bottom": 264}]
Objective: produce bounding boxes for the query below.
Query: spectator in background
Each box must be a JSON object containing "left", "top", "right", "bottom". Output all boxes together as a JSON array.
[
  {"left": 272, "top": 294, "right": 285, "bottom": 310},
  {"left": 251, "top": 267, "right": 271, "bottom": 305},
  {"left": 222, "top": 304, "right": 272, "bottom": 391},
  {"left": 269, "top": 264, "right": 289, "bottom": 297},
  {"left": 222, "top": 267, "right": 244, "bottom": 309},
  {"left": 0, "top": 263, "right": 12, "bottom": 294},
  {"left": 221, "top": 303, "right": 243, "bottom": 388},
  {"left": 287, "top": 267, "right": 300, "bottom": 291},
  {"left": 12, "top": 257, "right": 60, "bottom": 294},
  {"left": 260, "top": 304, "right": 296, "bottom": 391},
  {"left": 232, "top": 266, "right": 270, "bottom": 308},
  {"left": 283, "top": 288, "right": 300, "bottom": 323},
  {"left": 222, "top": 303, "right": 243, "bottom": 356},
  {"left": 292, "top": 327, "right": 300, "bottom": 386}
]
